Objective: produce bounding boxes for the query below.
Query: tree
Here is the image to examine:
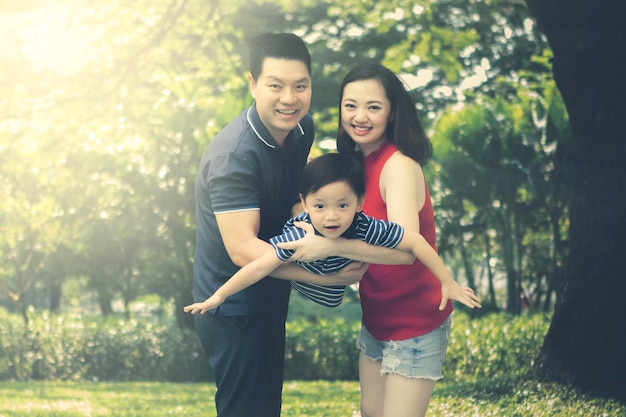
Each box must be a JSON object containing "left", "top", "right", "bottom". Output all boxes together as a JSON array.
[
  {"left": 434, "top": 83, "right": 572, "bottom": 313},
  {"left": 525, "top": 0, "right": 626, "bottom": 400}
]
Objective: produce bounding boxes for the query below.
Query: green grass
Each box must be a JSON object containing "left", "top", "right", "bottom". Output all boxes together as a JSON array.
[{"left": 1, "top": 378, "right": 624, "bottom": 417}]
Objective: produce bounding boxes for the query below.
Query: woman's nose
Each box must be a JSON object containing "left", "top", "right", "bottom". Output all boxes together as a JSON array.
[{"left": 354, "top": 109, "right": 368, "bottom": 123}]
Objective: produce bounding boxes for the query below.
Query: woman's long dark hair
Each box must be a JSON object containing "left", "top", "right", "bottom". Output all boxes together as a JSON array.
[{"left": 336, "top": 63, "right": 432, "bottom": 166}]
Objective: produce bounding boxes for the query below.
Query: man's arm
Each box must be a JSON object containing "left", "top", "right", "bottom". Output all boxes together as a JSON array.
[
  {"left": 271, "top": 260, "right": 368, "bottom": 286},
  {"left": 216, "top": 210, "right": 270, "bottom": 267},
  {"left": 217, "top": 210, "right": 365, "bottom": 286}
]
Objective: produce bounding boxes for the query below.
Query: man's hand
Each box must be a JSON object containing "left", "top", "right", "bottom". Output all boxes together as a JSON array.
[{"left": 330, "top": 261, "right": 368, "bottom": 286}]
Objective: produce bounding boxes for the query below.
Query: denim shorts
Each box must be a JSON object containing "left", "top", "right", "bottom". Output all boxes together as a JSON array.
[{"left": 356, "top": 316, "right": 451, "bottom": 381}]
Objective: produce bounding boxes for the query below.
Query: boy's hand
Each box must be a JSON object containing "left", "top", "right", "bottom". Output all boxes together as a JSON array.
[
  {"left": 440, "top": 282, "right": 482, "bottom": 310},
  {"left": 183, "top": 294, "right": 224, "bottom": 315}
]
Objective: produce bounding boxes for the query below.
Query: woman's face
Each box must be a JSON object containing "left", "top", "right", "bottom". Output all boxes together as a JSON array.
[{"left": 340, "top": 79, "right": 391, "bottom": 156}]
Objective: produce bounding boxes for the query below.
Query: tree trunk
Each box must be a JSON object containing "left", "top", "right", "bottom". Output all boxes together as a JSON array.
[{"left": 526, "top": 0, "right": 626, "bottom": 400}]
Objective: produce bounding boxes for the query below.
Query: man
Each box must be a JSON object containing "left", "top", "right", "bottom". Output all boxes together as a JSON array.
[
  {"left": 192, "top": 33, "right": 367, "bottom": 417},
  {"left": 193, "top": 33, "right": 413, "bottom": 416}
]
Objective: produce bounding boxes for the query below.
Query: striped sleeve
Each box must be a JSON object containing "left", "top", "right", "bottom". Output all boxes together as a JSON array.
[{"left": 357, "top": 213, "right": 404, "bottom": 248}]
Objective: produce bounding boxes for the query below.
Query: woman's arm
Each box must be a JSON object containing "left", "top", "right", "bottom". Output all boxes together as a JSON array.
[
  {"left": 380, "top": 152, "right": 424, "bottom": 231},
  {"left": 382, "top": 152, "right": 480, "bottom": 309},
  {"left": 276, "top": 222, "right": 415, "bottom": 265}
]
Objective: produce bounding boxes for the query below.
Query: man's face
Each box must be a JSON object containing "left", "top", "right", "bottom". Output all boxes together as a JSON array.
[{"left": 248, "top": 57, "right": 312, "bottom": 144}]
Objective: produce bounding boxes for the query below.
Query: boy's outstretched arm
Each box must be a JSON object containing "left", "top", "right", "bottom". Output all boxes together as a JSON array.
[
  {"left": 184, "top": 250, "right": 284, "bottom": 315},
  {"left": 397, "top": 231, "right": 482, "bottom": 310}
]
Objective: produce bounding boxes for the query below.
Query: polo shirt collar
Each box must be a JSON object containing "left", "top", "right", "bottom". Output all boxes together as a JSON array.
[{"left": 246, "top": 103, "right": 306, "bottom": 149}]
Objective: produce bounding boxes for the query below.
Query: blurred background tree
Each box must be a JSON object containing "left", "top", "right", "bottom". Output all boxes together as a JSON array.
[{"left": 1, "top": 0, "right": 559, "bottom": 324}]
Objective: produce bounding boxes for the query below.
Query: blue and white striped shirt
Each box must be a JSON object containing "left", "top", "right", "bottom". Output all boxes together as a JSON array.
[{"left": 269, "top": 211, "right": 404, "bottom": 307}]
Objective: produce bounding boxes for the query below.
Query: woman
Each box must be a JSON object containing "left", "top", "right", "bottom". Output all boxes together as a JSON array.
[{"left": 337, "top": 63, "right": 480, "bottom": 417}]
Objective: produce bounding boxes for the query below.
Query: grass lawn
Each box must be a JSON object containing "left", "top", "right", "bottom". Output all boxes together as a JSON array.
[{"left": 1, "top": 378, "right": 624, "bottom": 416}]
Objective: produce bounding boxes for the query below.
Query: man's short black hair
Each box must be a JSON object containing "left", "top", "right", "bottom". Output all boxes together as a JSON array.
[{"left": 249, "top": 33, "right": 311, "bottom": 80}]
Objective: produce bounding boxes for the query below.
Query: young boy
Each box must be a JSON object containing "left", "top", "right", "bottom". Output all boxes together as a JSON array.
[{"left": 185, "top": 153, "right": 481, "bottom": 315}]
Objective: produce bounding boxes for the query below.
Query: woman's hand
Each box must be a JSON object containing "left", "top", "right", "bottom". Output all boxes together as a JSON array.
[{"left": 277, "top": 221, "right": 338, "bottom": 262}]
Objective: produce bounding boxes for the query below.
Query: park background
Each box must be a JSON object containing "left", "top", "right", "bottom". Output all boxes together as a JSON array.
[{"left": 1, "top": 0, "right": 625, "bottom": 415}]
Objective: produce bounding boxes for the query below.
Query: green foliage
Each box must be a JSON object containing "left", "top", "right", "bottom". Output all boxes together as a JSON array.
[
  {"left": 0, "top": 307, "right": 550, "bottom": 383},
  {"left": 445, "top": 313, "right": 550, "bottom": 381},
  {"left": 0, "top": 308, "right": 210, "bottom": 382},
  {"left": 2, "top": 309, "right": 624, "bottom": 415},
  {"left": 285, "top": 319, "right": 360, "bottom": 380},
  {"left": 0, "top": 0, "right": 558, "bottom": 324}
]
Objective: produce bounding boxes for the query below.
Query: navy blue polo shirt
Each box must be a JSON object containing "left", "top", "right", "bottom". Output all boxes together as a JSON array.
[{"left": 193, "top": 104, "right": 314, "bottom": 316}]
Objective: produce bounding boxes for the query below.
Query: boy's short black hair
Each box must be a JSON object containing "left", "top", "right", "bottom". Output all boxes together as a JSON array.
[
  {"left": 299, "top": 153, "right": 365, "bottom": 199},
  {"left": 249, "top": 33, "right": 311, "bottom": 80}
]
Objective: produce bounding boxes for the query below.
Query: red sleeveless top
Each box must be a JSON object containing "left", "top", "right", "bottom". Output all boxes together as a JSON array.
[{"left": 361, "top": 142, "right": 453, "bottom": 340}]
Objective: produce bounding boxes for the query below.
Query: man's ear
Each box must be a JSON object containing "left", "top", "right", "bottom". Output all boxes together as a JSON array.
[
  {"left": 299, "top": 193, "right": 309, "bottom": 213},
  {"left": 248, "top": 73, "right": 257, "bottom": 98}
]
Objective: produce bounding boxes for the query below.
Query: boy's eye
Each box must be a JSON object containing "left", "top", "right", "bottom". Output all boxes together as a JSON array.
[
  {"left": 314, "top": 204, "right": 324, "bottom": 209},
  {"left": 339, "top": 203, "right": 349, "bottom": 209}
]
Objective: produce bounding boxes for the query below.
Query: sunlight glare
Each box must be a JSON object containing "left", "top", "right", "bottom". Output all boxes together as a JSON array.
[{"left": 1, "top": 1, "right": 97, "bottom": 76}]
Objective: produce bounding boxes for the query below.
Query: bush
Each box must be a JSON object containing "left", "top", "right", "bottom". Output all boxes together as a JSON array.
[
  {"left": 444, "top": 312, "right": 551, "bottom": 381},
  {"left": 0, "top": 307, "right": 550, "bottom": 382},
  {"left": 285, "top": 318, "right": 360, "bottom": 380},
  {"left": 0, "top": 308, "right": 210, "bottom": 382}
]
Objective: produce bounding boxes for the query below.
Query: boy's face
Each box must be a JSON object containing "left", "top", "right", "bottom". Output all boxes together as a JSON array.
[
  {"left": 249, "top": 57, "right": 311, "bottom": 144},
  {"left": 300, "top": 181, "right": 363, "bottom": 239}
]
